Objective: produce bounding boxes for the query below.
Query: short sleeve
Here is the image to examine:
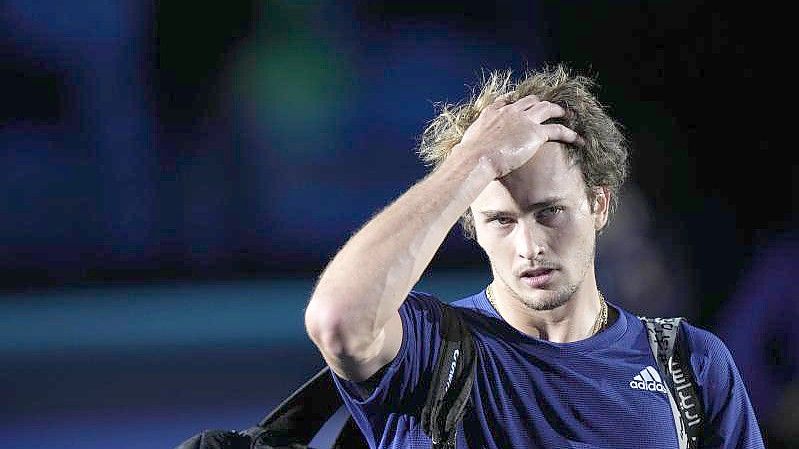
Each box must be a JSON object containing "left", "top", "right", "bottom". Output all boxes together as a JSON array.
[
  {"left": 682, "top": 323, "right": 765, "bottom": 449},
  {"left": 330, "top": 291, "right": 445, "bottom": 447}
]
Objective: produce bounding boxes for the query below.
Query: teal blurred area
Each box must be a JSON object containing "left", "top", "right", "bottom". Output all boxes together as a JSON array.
[{"left": 0, "top": 270, "right": 488, "bottom": 355}]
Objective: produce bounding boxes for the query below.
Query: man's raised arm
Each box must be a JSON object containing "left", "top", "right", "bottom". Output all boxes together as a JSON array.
[{"left": 304, "top": 95, "right": 579, "bottom": 381}]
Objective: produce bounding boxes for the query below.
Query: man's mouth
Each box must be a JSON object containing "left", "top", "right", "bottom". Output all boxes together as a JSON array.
[{"left": 518, "top": 268, "right": 555, "bottom": 287}]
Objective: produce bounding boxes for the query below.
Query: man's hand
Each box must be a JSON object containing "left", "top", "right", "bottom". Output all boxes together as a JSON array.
[{"left": 457, "top": 94, "right": 583, "bottom": 179}]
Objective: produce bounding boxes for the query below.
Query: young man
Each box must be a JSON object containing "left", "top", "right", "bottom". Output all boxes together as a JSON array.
[{"left": 304, "top": 65, "right": 764, "bottom": 448}]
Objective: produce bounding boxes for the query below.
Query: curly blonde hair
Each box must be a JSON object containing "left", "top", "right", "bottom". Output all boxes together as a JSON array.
[{"left": 417, "top": 63, "right": 629, "bottom": 239}]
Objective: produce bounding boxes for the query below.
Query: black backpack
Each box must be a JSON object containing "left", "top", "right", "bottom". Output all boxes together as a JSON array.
[{"left": 173, "top": 305, "right": 703, "bottom": 449}]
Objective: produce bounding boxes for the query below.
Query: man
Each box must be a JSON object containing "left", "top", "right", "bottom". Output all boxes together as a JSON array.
[{"left": 304, "top": 64, "right": 764, "bottom": 448}]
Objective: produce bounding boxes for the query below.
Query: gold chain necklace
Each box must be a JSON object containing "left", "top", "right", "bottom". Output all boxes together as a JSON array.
[{"left": 485, "top": 285, "right": 608, "bottom": 336}]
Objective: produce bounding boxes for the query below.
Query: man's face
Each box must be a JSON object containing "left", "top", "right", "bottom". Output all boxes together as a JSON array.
[{"left": 471, "top": 142, "right": 608, "bottom": 311}]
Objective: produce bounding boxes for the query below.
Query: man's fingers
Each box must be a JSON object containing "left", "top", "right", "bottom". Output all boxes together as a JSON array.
[
  {"left": 524, "top": 100, "right": 566, "bottom": 124},
  {"left": 542, "top": 123, "right": 584, "bottom": 146},
  {"left": 510, "top": 94, "right": 540, "bottom": 111},
  {"left": 486, "top": 92, "right": 514, "bottom": 110}
]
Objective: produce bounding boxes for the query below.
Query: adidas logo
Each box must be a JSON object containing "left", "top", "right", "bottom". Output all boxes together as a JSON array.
[{"left": 629, "top": 366, "right": 668, "bottom": 393}]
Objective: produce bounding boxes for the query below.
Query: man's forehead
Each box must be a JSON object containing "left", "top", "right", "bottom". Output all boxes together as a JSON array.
[
  {"left": 497, "top": 161, "right": 581, "bottom": 202},
  {"left": 502, "top": 145, "right": 578, "bottom": 185},
  {"left": 474, "top": 180, "right": 571, "bottom": 211}
]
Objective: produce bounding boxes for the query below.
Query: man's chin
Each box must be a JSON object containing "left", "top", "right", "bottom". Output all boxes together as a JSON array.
[{"left": 513, "top": 285, "right": 571, "bottom": 311}]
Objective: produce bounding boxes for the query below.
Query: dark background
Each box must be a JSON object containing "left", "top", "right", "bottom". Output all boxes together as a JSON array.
[{"left": 1, "top": 1, "right": 795, "bottom": 448}]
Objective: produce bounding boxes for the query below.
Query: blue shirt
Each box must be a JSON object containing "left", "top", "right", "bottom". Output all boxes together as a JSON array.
[{"left": 332, "top": 290, "right": 764, "bottom": 448}]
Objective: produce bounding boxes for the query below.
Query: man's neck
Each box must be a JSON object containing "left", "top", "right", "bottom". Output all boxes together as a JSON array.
[{"left": 490, "top": 282, "right": 604, "bottom": 343}]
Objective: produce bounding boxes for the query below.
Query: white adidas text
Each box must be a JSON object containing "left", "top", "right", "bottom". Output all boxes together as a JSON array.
[{"left": 630, "top": 366, "right": 667, "bottom": 394}]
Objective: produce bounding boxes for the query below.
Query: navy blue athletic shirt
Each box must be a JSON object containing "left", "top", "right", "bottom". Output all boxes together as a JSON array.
[{"left": 331, "top": 290, "right": 764, "bottom": 448}]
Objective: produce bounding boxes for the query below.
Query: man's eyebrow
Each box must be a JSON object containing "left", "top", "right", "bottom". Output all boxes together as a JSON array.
[
  {"left": 477, "top": 197, "right": 567, "bottom": 216},
  {"left": 478, "top": 210, "right": 509, "bottom": 217},
  {"left": 523, "top": 196, "right": 567, "bottom": 211}
]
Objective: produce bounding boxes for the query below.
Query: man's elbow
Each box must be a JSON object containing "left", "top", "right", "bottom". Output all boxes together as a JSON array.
[
  {"left": 305, "top": 298, "right": 346, "bottom": 356},
  {"left": 304, "top": 295, "right": 374, "bottom": 359}
]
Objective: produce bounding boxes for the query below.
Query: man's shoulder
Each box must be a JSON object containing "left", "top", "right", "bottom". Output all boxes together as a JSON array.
[
  {"left": 633, "top": 313, "right": 729, "bottom": 356},
  {"left": 632, "top": 317, "right": 736, "bottom": 392},
  {"left": 678, "top": 320, "right": 739, "bottom": 377},
  {"left": 676, "top": 320, "right": 731, "bottom": 358}
]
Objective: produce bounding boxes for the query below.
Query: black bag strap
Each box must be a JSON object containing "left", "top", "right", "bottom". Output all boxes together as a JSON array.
[
  {"left": 639, "top": 316, "right": 704, "bottom": 449},
  {"left": 421, "top": 302, "right": 477, "bottom": 449}
]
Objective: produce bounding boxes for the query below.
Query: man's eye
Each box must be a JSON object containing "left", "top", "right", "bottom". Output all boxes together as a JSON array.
[
  {"left": 489, "top": 216, "right": 514, "bottom": 225},
  {"left": 538, "top": 206, "right": 564, "bottom": 219}
]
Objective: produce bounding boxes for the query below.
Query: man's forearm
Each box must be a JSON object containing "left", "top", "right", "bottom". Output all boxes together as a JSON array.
[{"left": 305, "top": 147, "right": 493, "bottom": 355}]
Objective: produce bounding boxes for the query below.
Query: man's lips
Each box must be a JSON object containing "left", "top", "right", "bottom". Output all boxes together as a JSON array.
[
  {"left": 518, "top": 267, "right": 556, "bottom": 277},
  {"left": 518, "top": 268, "right": 556, "bottom": 287}
]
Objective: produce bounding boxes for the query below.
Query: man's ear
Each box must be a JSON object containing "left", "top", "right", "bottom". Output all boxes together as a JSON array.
[{"left": 592, "top": 186, "right": 610, "bottom": 231}]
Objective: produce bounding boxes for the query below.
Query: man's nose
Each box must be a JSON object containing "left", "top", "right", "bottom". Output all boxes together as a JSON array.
[{"left": 516, "top": 221, "right": 545, "bottom": 259}]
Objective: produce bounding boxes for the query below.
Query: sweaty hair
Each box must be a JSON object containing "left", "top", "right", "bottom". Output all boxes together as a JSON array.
[{"left": 417, "top": 63, "right": 629, "bottom": 239}]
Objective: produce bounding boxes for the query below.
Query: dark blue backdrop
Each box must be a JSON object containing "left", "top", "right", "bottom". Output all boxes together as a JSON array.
[{"left": 1, "top": 1, "right": 795, "bottom": 447}]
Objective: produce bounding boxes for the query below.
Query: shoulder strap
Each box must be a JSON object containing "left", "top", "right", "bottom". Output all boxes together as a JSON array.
[
  {"left": 638, "top": 316, "right": 704, "bottom": 449},
  {"left": 421, "top": 302, "right": 477, "bottom": 449}
]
